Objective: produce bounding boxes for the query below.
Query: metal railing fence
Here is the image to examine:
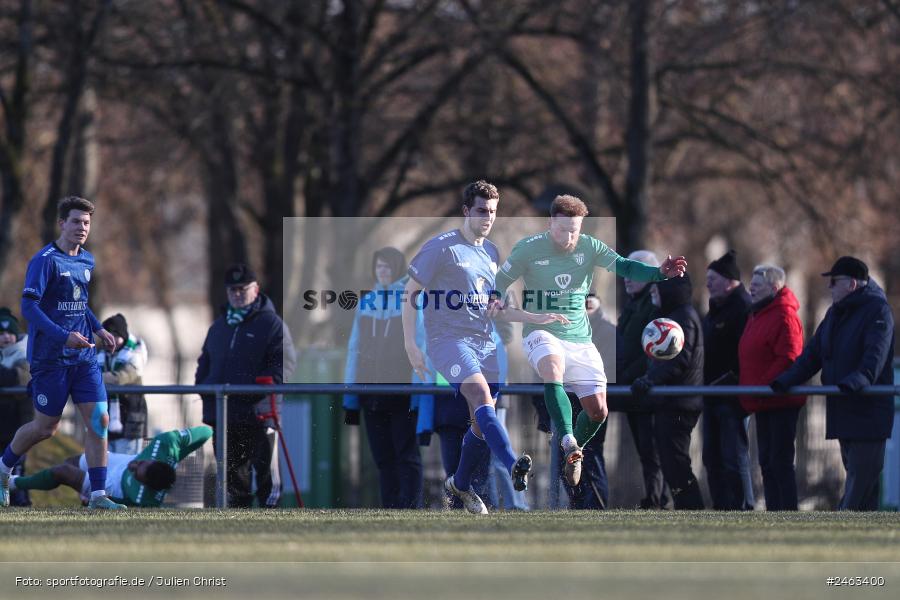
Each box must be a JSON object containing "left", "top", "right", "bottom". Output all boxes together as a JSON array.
[{"left": 1, "top": 384, "right": 897, "bottom": 508}]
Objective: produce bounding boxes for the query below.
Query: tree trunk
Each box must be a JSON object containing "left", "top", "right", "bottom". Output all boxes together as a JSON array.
[
  {"left": 331, "top": 0, "right": 363, "bottom": 217},
  {"left": 41, "top": 0, "right": 110, "bottom": 242},
  {"left": 620, "top": 0, "right": 652, "bottom": 255},
  {"left": 204, "top": 111, "right": 247, "bottom": 312},
  {"left": 0, "top": 0, "right": 32, "bottom": 282}
]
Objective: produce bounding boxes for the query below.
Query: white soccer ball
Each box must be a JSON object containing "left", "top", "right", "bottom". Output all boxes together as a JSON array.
[{"left": 642, "top": 318, "right": 685, "bottom": 360}]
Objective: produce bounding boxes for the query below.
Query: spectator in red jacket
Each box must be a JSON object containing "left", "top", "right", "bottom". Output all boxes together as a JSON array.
[{"left": 738, "top": 264, "right": 805, "bottom": 510}]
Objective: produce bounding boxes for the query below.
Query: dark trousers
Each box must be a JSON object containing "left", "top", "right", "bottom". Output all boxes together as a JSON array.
[
  {"left": 627, "top": 411, "right": 672, "bottom": 508},
  {"left": 756, "top": 407, "right": 801, "bottom": 511},
  {"left": 363, "top": 406, "right": 423, "bottom": 509},
  {"left": 564, "top": 418, "right": 609, "bottom": 510},
  {"left": 217, "top": 422, "right": 279, "bottom": 508},
  {"left": 654, "top": 410, "right": 705, "bottom": 510},
  {"left": 702, "top": 400, "right": 753, "bottom": 510},
  {"left": 838, "top": 439, "right": 886, "bottom": 511}
]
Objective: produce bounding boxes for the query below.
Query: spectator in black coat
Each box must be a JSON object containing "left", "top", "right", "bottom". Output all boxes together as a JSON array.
[
  {"left": 618, "top": 250, "right": 672, "bottom": 509},
  {"left": 702, "top": 250, "right": 754, "bottom": 510},
  {"left": 631, "top": 274, "right": 705, "bottom": 510},
  {"left": 773, "top": 257, "right": 895, "bottom": 510},
  {"left": 196, "top": 263, "right": 297, "bottom": 508}
]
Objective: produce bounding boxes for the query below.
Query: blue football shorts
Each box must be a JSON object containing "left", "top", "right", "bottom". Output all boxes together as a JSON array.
[
  {"left": 28, "top": 361, "right": 108, "bottom": 417},
  {"left": 428, "top": 336, "right": 501, "bottom": 398}
]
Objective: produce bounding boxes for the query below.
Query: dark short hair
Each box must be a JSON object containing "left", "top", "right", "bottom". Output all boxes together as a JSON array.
[
  {"left": 462, "top": 180, "right": 499, "bottom": 208},
  {"left": 145, "top": 462, "right": 176, "bottom": 490},
  {"left": 58, "top": 196, "right": 95, "bottom": 221},
  {"left": 550, "top": 195, "right": 588, "bottom": 217}
]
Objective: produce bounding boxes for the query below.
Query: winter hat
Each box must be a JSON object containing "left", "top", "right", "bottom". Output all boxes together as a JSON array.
[
  {"left": 0, "top": 308, "right": 19, "bottom": 335},
  {"left": 102, "top": 313, "right": 129, "bottom": 341},
  {"left": 708, "top": 250, "right": 741, "bottom": 281}
]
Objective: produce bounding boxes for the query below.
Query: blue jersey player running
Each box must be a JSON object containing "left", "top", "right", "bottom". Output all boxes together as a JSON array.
[
  {"left": 0, "top": 196, "right": 123, "bottom": 510},
  {"left": 403, "top": 180, "right": 568, "bottom": 514}
]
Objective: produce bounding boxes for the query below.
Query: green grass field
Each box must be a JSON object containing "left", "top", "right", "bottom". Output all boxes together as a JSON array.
[
  {"left": 1, "top": 509, "right": 898, "bottom": 562},
  {"left": 0, "top": 510, "right": 898, "bottom": 599}
]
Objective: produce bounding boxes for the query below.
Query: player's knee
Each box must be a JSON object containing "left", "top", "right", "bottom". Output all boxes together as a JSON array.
[
  {"left": 460, "top": 382, "right": 491, "bottom": 406},
  {"left": 90, "top": 402, "right": 109, "bottom": 439},
  {"left": 587, "top": 405, "right": 609, "bottom": 423}
]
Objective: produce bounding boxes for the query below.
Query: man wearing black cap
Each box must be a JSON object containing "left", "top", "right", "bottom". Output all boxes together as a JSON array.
[
  {"left": 195, "top": 263, "right": 296, "bottom": 508},
  {"left": 702, "top": 250, "right": 754, "bottom": 510},
  {"left": 772, "top": 256, "right": 895, "bottom": 510}
]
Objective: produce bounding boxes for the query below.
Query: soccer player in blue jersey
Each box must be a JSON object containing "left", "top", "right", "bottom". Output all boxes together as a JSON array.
[
  {"left": 0, "top": 196, "right": 123, "bottom": 510},
  {"left": 403, "top": 180, "right": 568, "bottom": 514}
]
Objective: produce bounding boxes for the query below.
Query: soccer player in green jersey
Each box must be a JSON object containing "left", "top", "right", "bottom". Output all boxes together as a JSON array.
[
  {"left": 10, "top": 426, "right": 212, "bottom": 507},
  {"left": 494, "top": 195, "right": 687, "bottom": 486}
]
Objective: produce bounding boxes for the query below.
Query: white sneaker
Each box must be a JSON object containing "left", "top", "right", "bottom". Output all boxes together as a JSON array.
[{"left": 445, "top": 476, "right": 488, "bottom": 515}]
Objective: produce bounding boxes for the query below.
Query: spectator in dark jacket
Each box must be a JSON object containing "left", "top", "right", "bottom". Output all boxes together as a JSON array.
[
  {"left": 773, "top": 257, "right": 895, "bottom": 511},
  {"left": 343, "top": 247, "right": 423, "bottom": 509},
  {"left": 631, "top": 274, "right": 705, "bottom": 510},
  {"left": 196, "top": 263, "right": 297, "bottom": 508},
  {"left": 0, "top": 309, "right": 32, "bottom": 506},
  {"left": 618, "top": 250, "right": 671, "bottom": 509},
  {"left": 739, "top": 264, "right": 805, "bottom": 510},
  {"left": 702, "top": 250, "right": 754, "bottom": 510}
]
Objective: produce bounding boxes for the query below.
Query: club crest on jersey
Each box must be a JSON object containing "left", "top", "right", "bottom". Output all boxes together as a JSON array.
[
  {"left": 37, "top": 394, "right": 48, "bottom": 406},
  {"left": 84, "top": 269, "right": 91, "bottom": 282},
  {"left": 475, "top": 277, "right": 487, "bottom": 293},
  {"left": 72, "top": 283, "right": 82, "bottom": 300},
  {"left": 574, "top": 253, "right": 585, "bottom": 265},
  {"left": 555, "top": 274, "right": 572, "bottom": 289},
  {"left": 450, "top": 364, "right": 461, "bottom": 378}
]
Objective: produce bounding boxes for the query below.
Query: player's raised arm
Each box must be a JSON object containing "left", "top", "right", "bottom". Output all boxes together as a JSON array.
[
  {"left": 593, "top": 238, "right": 685, "bottom": 281},
  {"left": 174, "top": 425, "right": 214, "bottom": 459},
  {"left": 401, "top": 277, "right": 429, "bottom": 380}
]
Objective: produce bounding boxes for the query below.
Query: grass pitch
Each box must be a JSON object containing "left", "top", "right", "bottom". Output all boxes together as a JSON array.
[
  {"left": 1, "top": 509, "right": 898, "bottom": 562},
  {"left": 0, "top": 510, "right": 898, "bottom": 599}
]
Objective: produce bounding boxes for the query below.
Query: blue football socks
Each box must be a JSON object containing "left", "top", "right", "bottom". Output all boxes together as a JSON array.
[
  {"left": 88, "top": 467, "right": 107, "bottom": 495},
  {"left": 474, "top": 404, "right": 517, "bottom": 473},
  {"left": 0, "top": 446, "right": 21, "bottom": 473},
  {"left": 453, "top": 428, "right": 490, "bottom": 492}
]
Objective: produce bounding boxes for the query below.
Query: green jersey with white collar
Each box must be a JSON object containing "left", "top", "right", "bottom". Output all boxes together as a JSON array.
[
  {"left": 116, "top": 425, "right": 213, "bottom": 507},
  {"left": 495, "top": 232, "right": 663, "bottom": 343}
]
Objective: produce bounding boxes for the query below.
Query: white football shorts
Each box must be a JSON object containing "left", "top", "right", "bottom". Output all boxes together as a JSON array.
[{"left": 523, "top": 329, "right": 607, "bottom": 398}]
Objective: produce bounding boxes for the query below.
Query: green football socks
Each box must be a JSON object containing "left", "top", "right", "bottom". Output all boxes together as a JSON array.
[
  {"left": 12, "top": 468, "right": 58, "bottom": 491},
  {"left": 544, "top": 382, "right": 574, "bottom": 438},
  {"left": 574, "top": 409, "right": 605, "bottom": 447}
]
